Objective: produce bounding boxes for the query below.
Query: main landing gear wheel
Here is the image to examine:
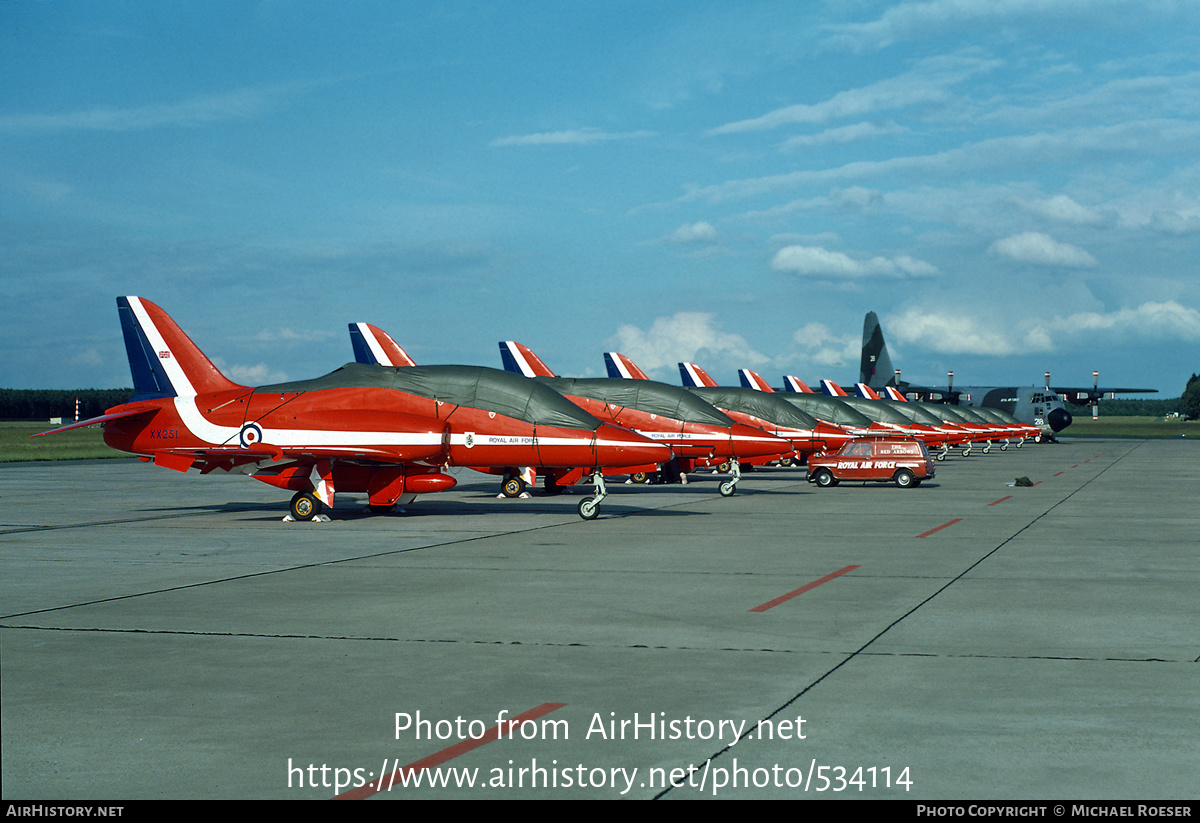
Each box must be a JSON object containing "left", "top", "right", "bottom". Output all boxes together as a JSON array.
[
  {"left": 501, "top": 476, "right": 525, "bottom": 498},
  {"left": 631, "top": 471, "right": 649, "bottom": 484},
  {"left": 894, "top": 469, "right": 916, "bottom": 489},
  {"left": 290, "top": 491, "right": 322, "bottom": 521}
]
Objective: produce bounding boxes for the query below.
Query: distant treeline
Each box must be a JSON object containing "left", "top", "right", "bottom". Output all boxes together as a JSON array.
[
  {"left": 0, "top": 388, "right": 135, "bottom": 421},
  {"left": 1066, "top": 397, "right": 1180, "bottom": 417}
]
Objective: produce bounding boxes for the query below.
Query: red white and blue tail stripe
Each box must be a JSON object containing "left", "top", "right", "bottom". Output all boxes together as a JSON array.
[
  {"left": 678, "top": 362, "right": 718, "bottom": 387},
  {"left": 738, "top": 369, "right": 775, "bottom": 392},
  {"left": 603, "top": 352, "right": 650, "bottom": 380},
  {"left": 349, "top": 322, "right": 417, "bottom": 367},
  {"left": 499, "top": 341, "right": 557, "bottom": 377}
]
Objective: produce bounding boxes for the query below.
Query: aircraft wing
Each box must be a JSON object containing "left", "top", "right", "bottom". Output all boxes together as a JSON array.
[
  {"left": 147, "top": 441, "right": 450, "bottom": 473},
  {"left": 1053, "top": 386, "right": 1158, "bottom": 405}
]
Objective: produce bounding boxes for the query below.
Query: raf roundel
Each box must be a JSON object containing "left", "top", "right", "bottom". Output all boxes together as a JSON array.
[{"left": 239, "top": 423, "right": 265, "bottom": 448}]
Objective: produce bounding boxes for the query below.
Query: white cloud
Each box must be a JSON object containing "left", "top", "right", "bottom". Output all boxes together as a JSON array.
[
  {"left": 663, "top": 221, "right": 719, "bottom": 245},
  {"left": 1057, "top": 301, "right": 1200, "bottom": 340},
  {"left": 1021, "top": 195, "right": 1105, "bottom": 226},
  {"left": 607, "top": 312, "right": 768, "bottom": 375},
  {"left": 887, "top": 308, "right": 1053, "bottom": 356},
  {"left": 989, "top": 231, "right": 1097, "bottom": 267},
  {"left": 825, "top": 0, "right": 1165, "bottom": 52},
  {"left": 0, "top": 87, "right": 282, "bottom": 133},
  {"left": 707, "top": 53, "right": 999, "bottom": 134},
  {"left": 780, "top": 121, "right": 907, "bottom": 150},
  {"left": 219, "top": 362, "right": 290, "bottom": 385},
  {"left": 791, "top": 322, "right": 859, "bottom": 368},
  {"left": 886, "top": 300, "right": 1200, "bottom": 359},
  {"left": 771, "top": 245, "right": 938, "bottom": 279},
  {"left": 491, "top": 129, "right": 656, "bottom": 147}
]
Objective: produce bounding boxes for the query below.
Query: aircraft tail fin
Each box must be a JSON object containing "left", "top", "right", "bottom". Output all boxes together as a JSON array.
[
  {"left": 860, "top": 311, "right": 895, "bottom": 389},
  {"left": 499, "top": 341, "right": 556, "bottom": 377},
  {"left": 678, "top": 362, "right": 718, "bottom": 387},
  {"left": 738, "top": 369, "right": 775, "bottom": 391},
  {"left": 820, "top": 379, "right": 849, "bottom": 397},
  {"left": 349, "top": 322, "right": 417, "bottom": 367},
  {"left": 604, "top": 352, "right": 650, "bottom": 380},
  {"left": 882, "top": 386, "right": 908, "bottom": 402},
  {"left": 855, "top": 382, "right": 881, "bottom": 400},
  {"left": 117, "top": 296, "right": 243, "bottom": 400},
  {"left": 782, "top": 375, "right": 814, "bottom": 393}
]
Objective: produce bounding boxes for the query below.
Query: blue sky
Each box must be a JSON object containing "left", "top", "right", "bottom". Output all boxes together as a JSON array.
[{"left": 3, "top": 0, "right": 1197, "bottom": 397}]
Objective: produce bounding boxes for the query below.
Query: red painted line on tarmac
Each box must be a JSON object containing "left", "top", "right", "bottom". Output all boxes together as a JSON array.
[
  {"left": 334, "top": 702, "right": 567, "bottom": 800},
  {"left": 988, "top": 496, "right": 1012, "bottom": 506},
  {"left": 917, "top": 518, "right": 962, "bottom": 538},
  {"left": 1031, "top": 481, "right": 1042, "bottom": 486},
  {"left": 750, "top": 565, "right": 861, "bottom": 612},
  {"left": 1053, "top": 471, "right": 1064, "bottom": 476}
]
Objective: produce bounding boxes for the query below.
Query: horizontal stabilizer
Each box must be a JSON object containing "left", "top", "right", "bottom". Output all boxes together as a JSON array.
[{"left": 31, "top": 406, "right": 155, "bottom": 438}]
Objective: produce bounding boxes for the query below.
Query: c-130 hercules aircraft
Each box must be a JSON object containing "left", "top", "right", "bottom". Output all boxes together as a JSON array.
[{"left": 858, "top": 311, "right": 1156, "bottom": 440}]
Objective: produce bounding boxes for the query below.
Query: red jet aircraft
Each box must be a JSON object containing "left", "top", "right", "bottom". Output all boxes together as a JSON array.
[
  {"left": 604, "top": 354, "right": 854, "bottom": 464},
  {"left": 36, "top": 297, "right": 670, "bottom": 521},
  {"left": 497, "top": 341, "right": 792, "bottom": 496}
]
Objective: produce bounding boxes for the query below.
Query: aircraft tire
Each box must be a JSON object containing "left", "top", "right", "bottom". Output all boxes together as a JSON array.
[
  {"left": 894, "top": 469, "right": 916, "bottom": 489},
  {"left": 718, "top": 480, "right": 737, "bottom": 497},
  {"left": 290, "top": 491, "right": 321, "bottom": 521},
  {"left": 813, "top": 469, "right": 836, "bottom": 488},
  {"left": 631, "top": 472, "right": 649, "bottom": 484},
  {"left": 779, "top": 456, "right": 794, "bottom": 468},
  {"left": 578, "top": 497, "right": 599, "bottom": 520},
  {"left": 717, "top": 460, "right": 732, "bottom": 474},
  {"left": 501, "top": 477, "right": 525, "bottom": 498}
]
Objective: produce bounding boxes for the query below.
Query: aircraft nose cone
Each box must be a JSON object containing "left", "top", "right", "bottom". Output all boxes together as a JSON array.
[
  {"left": 1048, "top": 407, "right": 1073, "bottom": 432},
  {"left": 595, "top": 424, "right": 672, "bottom": 467},
  {"left": 730, "top": 423, "right": 791, "bottom": 457}
]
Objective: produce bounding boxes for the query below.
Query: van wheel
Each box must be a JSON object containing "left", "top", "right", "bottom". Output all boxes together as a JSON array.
[
  {"left": 813, "top": 468, "right": 836, "bottom": 488},
  {"left": 894, "top": 469, "right": 915, "bottom": 488}
]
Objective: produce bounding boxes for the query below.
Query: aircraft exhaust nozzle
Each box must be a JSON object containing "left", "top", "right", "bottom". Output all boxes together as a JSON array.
[
  {"left": 730, "top": 423, "right": 792, "bottom": 458},
  {"left": 594, "top": 423, "right": 673, "bottom": 468},
  {"left": 1048, "top": 408, "right": 1073, "bottom": 432}
]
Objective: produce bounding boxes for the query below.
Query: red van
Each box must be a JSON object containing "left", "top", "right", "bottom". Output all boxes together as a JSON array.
[{"left": 807, "top": 437, "right": 935, "bottom": 488}]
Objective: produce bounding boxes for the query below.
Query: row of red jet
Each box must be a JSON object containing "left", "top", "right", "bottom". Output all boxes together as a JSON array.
[{"left": 39, "top": 298, "right": 1035, "bottom": 522}]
